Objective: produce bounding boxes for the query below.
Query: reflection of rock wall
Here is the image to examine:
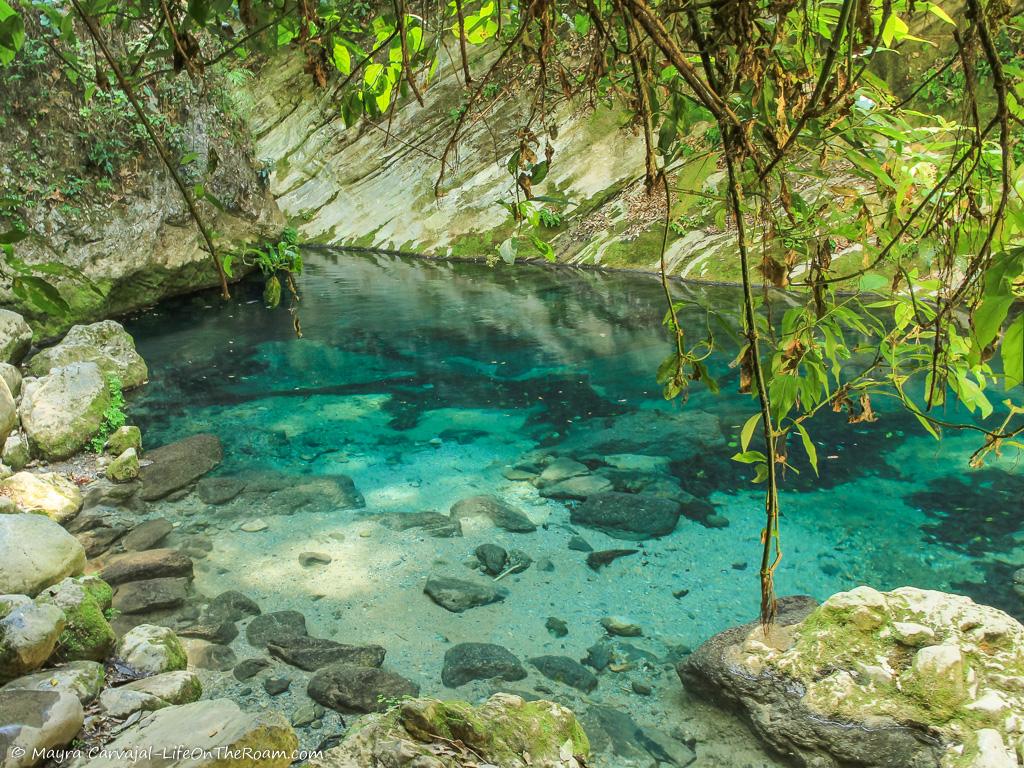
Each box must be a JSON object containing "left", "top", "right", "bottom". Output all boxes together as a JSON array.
[{"left": 248, "top": 53, "right": 740, "bottom": 279}]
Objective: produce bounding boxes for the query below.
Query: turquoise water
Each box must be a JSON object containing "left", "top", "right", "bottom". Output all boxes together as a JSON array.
[{"left": 123, "top": 249, "right": 1023, "bottom": 765}]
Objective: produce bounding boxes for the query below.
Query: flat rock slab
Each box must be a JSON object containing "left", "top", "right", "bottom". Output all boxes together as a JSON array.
[
  {"left": 0, "top": 689, "right": 84, "bottom": 768},
  {"left": 121, "top": 518, "right": 172, "bottom": 551},
  {"left": 99, "top": 548, "right": 193, "bottom": 586},
  {"left": 0, "top": 660, "right": 105, "bottom": 704},
  {"left": 570, "top": 492, "right": 681, "bottom": 540},
  {"left": 245, "top": 610, "right": 308, "bottom": 648},
  {"left": 307, "top": 663, "right": 420, "bottom": 714},
  {"left": 423, "top": 576, "right": 507, "bottom": 613},
  {"left": 139, "top": 434, "right": 223, "bottom": 501},
  {"left": 267, "top": 637, "right": 386, "bottom": 671},
  {"left": 441, "top": 643, "right": 527, "bottom": 688},
  {"left": 112, "top": 577, "right": 190, "bottom": 615},
  {"left": 77, "top": 698, "right": 297, "bottom": 768},
  {"left": 450, "top": 495, "right": 536, "bottom": 532}
]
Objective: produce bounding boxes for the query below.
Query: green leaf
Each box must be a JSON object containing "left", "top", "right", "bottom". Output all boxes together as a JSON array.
[
  {"left": 0, "top": 0, "right": 25, "bottom": 67},
  {"left": 0, "top": 228, "right": 28, "bottom": 245},
  {"left": 530, "top": 161, "right": 549, "bottom": 184},
  {"left": 927, "top": 4, "right": 956, "bottom": 25},
  {"left": 732, "top": 450, "right": 767, "bottom": 464},
  {"left": 739, "top": 412, "right": 760, "bottom": 452},
  {"left": 1001, "top": 314, "right": 1023, "bottom": 390},
  {"left": 858, "top": 273, "right": 888, "bottom": 292},
  {"left": 793, "top": 422, "right": 818, "bottom": 476}
]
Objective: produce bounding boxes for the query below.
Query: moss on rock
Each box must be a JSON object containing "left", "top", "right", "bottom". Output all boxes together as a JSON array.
[{"left": 36, "top": 576, "right": 116, "bottom": 663}]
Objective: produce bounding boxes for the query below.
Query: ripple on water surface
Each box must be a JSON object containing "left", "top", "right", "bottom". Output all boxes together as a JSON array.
[{"left": 123, "top": 249, "right": 1023, "bottom": 765}]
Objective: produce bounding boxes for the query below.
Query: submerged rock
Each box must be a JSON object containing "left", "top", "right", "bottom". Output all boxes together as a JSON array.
[
  {"left": 245, "top": 610, "right": 308, "bottom": 648},
  {"left": 529, "top": 655, "right": 598, "bottom": 693},
  {"left": 450, "top": 494, "right": 537, "bottom": 532},
  {"left": 307, "top": 663, "right": 420, "bottom": 713},
  {"left": 112, "top": 576, "right": 190, "bottom": 615},
  {"left": 0, "top": 471, "right": 83, "bottom": 524},
  {"left": 475, "top": 543, "right": 508, "bottom": 575},
  {"left": 680, "top": 587, "right": 1024, "bottom": 768},
  {"left": 0, "top": 514, "right": 86, "bottom": 597},
  {"left": 441, "top": 642, "right": 527, "bottom": 688},
  {"left": 423, "top": 575, "right": 507, "bottom": 613},
  {"left": 121, "top": 518, "right": 172, "bottom": 551},
  {"left": 207, "top": 589, "right": 261, "bottom": 623},
  {"left": 571, "top": 492, "right": 681, "bottom": 540},
  {"left": 195, "top": 475, "right": 245, "bottom": 505},
  {"left": 80, "top": 698, "right": 297, "bottom": 768},
  {"left": 19, "top": 362, "right": 110, "bottom": 461},
  {"left": 99, "top": 548, "right": 193, "bottom": 586},
  {"left": 268, "top": 637, "right": 385, "bottom": 671},
  {"left": 27, "top": 320, "right": 148, "bottom": 389},
  {"left": 139, "top": 433, "right": 223, "bottom": 501},
  {"left": 313, "top": 693, "right": 589, "bottom": 768},
  {"left": 0, "top": 688, "right": 84, "bottom": 768},
  {"left": 373, "top": 510, "right": 463, "bottom": 537}
]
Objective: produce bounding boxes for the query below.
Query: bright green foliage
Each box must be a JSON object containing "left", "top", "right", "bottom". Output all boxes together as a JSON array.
[
  {"left": 224, "top": 226, "right": 302, "bottom": 309},
  {"left": 89, "top": 375, "right": 126, "bottom": 453}
]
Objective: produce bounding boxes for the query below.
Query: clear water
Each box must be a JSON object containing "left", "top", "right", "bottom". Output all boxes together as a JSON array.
[{"left": 123, "top": 249, "right": 1023, "bottom": 765}]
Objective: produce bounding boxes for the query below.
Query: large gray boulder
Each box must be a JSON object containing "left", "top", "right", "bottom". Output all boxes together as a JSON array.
[
  {"left": 679, "top": 587, "right": 1024, "bottom": 768},
  {"left": 139, "top": 434, "right": 222, "bottom": 501},
  {"left": 0, "top": 689, "right": 84, "bottom": 768},
  {"left": 70, "top": 698, "right": 297, "bottom": 768},
  {"left": 0, "top": 660, "right": 105, "bottom": 704},
  {"left": 19, "top": 362, "right": 111, "bottom": 460},
  {"left": 0, "top": 514, "right": 86, "bottom": 597},
  {"left": 0, "top": 377, "right": 16, "bottom": 448},
  {"left": 0, "top": 310, "right": 32, "bottom": 365},
  {"left": 0, "top": 472, "right": 83, "bottom": 524},
  {"left": 0, "top": 362, "right": 23, "bottom": 398},
  {"left": 0, "top": 598, "right": 66, "bottom": 684},
  {"left": 27, "top": 320, "right": 148, "bottom": 389}
]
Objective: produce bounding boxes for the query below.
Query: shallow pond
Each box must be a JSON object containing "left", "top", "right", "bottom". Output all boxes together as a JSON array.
[{"left": 123, "top": 249, "right": 1023, "bottom": 766}]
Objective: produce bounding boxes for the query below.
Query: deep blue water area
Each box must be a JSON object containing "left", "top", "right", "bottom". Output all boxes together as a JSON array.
[{"left": 121, "top": 249, "right": 1023, "bottom": 765}]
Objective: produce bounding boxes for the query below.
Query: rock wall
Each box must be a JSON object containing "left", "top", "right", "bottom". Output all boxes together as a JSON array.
[{"left": 247, "top": 51, "right": 739, "bottom": 280}]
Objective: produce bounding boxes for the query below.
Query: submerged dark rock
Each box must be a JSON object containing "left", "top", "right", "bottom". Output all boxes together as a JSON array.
[
  {"left": 121, "top": 518, "right": 172, "bottom": 551},
  {"left": 586, "top": 549, "right": 639, "bottom": 571},
  {"left": 195, "top": 476, "right": 246, "bottom": 505},
  {"left": 233, "top": 657, "right": 271, "bottom": 681},
  {"left": 139, "top": 434, "right": 223, "bottom": 501},
  {"left": 475, "top": 543, "right": 508, "bottom": 576},
  {"left": 112, "top": 576, "right": 189, "bottom": 614},
  {"left": 245, "top": 610, "right": 308, "bottom": 647},
  {"left": 570, "top": 492, "right": 681, "bottom": 540},
  {"left": 207, "top": 590, "right": 261, "bottom": 623},
  {"left": 441, "top": 643, "right": 527, "bottom": 688},
  {"left": 373, "top": 511, "right": 462, "bottom": 538},
  {"left": 423, "top": 576, "right": 506, "bottom": 613},
  {"left": 529, "top": 655, "right": 598, "bottom": 693},
  {"left": 267, "top": 637, "right": 386, "bottom": 671},
  {"left": 307, "top": 663, "right": 420, "bottom": 713}
]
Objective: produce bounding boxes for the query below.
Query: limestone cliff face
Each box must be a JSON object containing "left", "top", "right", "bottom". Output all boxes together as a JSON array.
[{"left": 247, "top": 51, "right": 736, "bottom": 279}]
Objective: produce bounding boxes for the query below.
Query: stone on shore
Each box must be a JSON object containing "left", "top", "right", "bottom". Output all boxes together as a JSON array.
[
  {"left": 315, "top": 693, "right": 589, "bottom": 767},
  {"left": 106, "top": 448, "right": 140, "bottom": 482},
  {"left": 0, "top": 689, "right": 84, "bottom": 768},
  {"left": 0, "top": 600, "right": 66, "bottom": 684},
  {"left": 0, "top": 514, "right": 85, "bottom": 597},
  {"left": 0, "top": 472, "right": 83, "bottom": 524},
  {"left": 0, "top": 661, "right": 105, "bottom": 704},
  {"left": 35, "top": 576, "right": 115, "bottom": 663},
  {"left": 19, "top": 362, "right": 111, "bottom": 461},
  {"left": 115, "top": 624, "right": 187, "bottom": 676},
  {"left": 78, "top": 698, "right": 297, "bottom": 768},
  {"left": 0, "top": 310, "right": 33, "bottom": 365},
  {"left": 27, "top": 320, "right": 148, "bottom": 389}
]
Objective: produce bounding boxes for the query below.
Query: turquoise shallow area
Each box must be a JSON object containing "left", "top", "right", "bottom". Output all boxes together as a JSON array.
[{"left": 123, "top": 250, "right": 1023, "bottom": 765}]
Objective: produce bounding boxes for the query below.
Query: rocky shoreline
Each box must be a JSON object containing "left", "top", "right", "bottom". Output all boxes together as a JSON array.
[{"left": 1, "top": 307, "right": 1022, "bottom": 768}]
